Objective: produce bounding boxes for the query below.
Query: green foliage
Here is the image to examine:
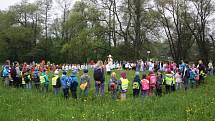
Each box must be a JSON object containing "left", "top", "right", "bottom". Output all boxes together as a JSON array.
[{"left": 0, "top": 0, "right": 215, "bottom": 63}]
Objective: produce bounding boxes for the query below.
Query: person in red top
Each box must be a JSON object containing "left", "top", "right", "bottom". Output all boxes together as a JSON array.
[{"left": 147, "top": 71, "right": 157, "bottom": 96}]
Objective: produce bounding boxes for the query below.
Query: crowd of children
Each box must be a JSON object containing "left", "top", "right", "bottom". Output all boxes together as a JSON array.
[{"left": 0, "top": 59, "right": 213, "bottom": 100}]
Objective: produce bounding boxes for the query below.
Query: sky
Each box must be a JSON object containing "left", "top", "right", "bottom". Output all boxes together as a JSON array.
[
  {"left": 0, "top": 0, "right": 80, "bottom": 19},
  {"left": 0, "top": 0, "right": 79, "bottom": 11},
  {"left": 0, "top": 0, "right": 23, "bottom": 10}
]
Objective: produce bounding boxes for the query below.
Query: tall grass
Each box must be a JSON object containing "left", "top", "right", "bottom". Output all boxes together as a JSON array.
[{"left": 0, "top": 70, "right": 214, "bottom": 121}]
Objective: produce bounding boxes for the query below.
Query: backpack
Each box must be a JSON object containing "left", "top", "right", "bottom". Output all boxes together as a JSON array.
[
  {"left": 80, "top": 82, "right": 88, "bottom": 91},
  {"left": 189, "top": 70, "right": 195, "bottom": 80},
  {"left": 133, "top": 82, "right": 140, "bottom": 89},
  {"left": 40, "top": 76, "right": 45, "bottom": 84},
  {"left": 94, "top": 68, "right": 103, "bottom": 81},
  {"left": 141, "top": 79, "right": 149, "bottom": 90},
  {"left": 70, "top": 77, "right": 78, "bottom": 90},
  {"left": 150, "top": 75, "right": 157, "bottom": 85},
  {"left": 109, "top": 82, "right": 117, "bottom": 91}
]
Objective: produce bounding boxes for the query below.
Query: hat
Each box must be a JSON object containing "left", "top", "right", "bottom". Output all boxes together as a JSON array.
[
  {"left": 63, "top": 71, "right": 67, "bottom": 75},
  {"left": 120, "top": 72, "right": 126, "bottom": 79},
  {"left": 72, "top": 70, "right": 78, "bottom": 75},
  {"left": 107, "top": 55, "right": 112, "bottom": 58},
  {"left": 83, "top": 69, "right": 88, "bottom": 73}
]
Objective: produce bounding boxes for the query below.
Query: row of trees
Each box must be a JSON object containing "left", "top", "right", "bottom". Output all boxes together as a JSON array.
[{"left": 0, "top": 0, "right": 214, "bottom": 64}]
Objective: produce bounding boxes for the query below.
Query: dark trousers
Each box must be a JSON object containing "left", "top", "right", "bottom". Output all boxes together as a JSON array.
[
  {"left": 156, "top": 88, "right": 162, "bottom": 96},
  {"left": 44, "top": 84, "right": 49, "bottom": 92},
  {"left": 133, "top": 89, "right": 140, "bottom": 97},
  {"left": 34, "top": 83, "right": 40, "bottom": 90},
  {"left": 63, "top": 88, "right": 69, "bottom": 99},
  {"left": 13, "top": 77, "right": 19, "bottom": 87},
  {"left": 171, "top": 84, "right": 176, "bottom": 92},
  {"left": 70, "top": 88, "right": 77, "bottom": 99},
  {"left": 165, "top": 85, "right": 171, "bottom": 94}
]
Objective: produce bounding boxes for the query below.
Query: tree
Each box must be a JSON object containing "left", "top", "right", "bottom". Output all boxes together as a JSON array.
[{"left": 185, "top": 0, "right": 215, "bottom": 63}]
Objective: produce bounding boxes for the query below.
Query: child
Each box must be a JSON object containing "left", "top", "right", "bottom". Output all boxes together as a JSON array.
[
  {"left": 52, "top": 70, "right": 61, "bottom": 95},
  {"left": 24, "top": 69, "right": 32, "bottom": 89},
  {"left": 61, "top": 71, "right": 69, "bottom": 99},
  {"left": 120, "top": 72, "right": 129, "bottom": 100},
  {"left": 171, "top": 70, "right": 176, "bottom": 92},
  {"left": 132, "top": 72, "right": 141, "bottom": 97},
  {"left": 33, "top": 68, "right": 40, "bottom": 90},
  {"left": 141, "top": 74, "right": 150, "bottom": 97},
  {"left": 164, "top": 70, "right": 174, "bottom": 94},
  {"left": 147, "top": 71, "right": 157, "bottom": 96},
  {"left": 79, "top": 69, "right": 91, "bottom": 97},
  {"left": 41, "top": 70, "right": 49, "bottom": 92},
  {"left": 175, "top": 70, "right": 182, "bottom": 90},
  {"left": 195, "top": 68, "right": 200, "bottom": 86},
  {"left": 190, "top": 65, "right": 197, "bottom": 88},
  {"left": 69, "top": 70, "right": 78, "bottom": 99},
  {"left": 156, "top": 71, "right": 163, "bottom": 96},
  {"left": 2, "top": 65, "right": 10, "bottom": 87},
  {"left": 108, "top": 72, "right": 119, "bottom": 100}
]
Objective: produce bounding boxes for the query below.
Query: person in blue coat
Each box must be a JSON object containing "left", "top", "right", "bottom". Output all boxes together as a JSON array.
[
  {"left": 61, "top": 71, "right": 69, "bottom": 98},
  {"left": 3, "top": 65, "right": 10, "bottom": 86},
  {"left": 33, "top": 68, "right": 40, "bottom": 90},
  {"left": 69, "top": 70, "right": 78, "bottom": 99}
]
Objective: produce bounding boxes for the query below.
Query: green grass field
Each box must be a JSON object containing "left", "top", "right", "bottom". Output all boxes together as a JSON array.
[{"left": 0, "top": 70, "right": 214, "bottom": 121}]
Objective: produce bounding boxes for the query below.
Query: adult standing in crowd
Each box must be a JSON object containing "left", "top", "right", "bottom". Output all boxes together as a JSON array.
[
  {"left": 94, "top": 60, "right": 105, "bottom": 96},
  {"left": 2, "top": 60, "right": 10, "bottom": 86},
  {"left": 208, "top": 60, "right": 213, "bottom": 76}
]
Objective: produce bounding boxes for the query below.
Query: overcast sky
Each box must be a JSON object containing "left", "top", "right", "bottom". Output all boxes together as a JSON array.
[
  {"left": 0, "top": 0, "right": 78, "bottom": 11},
  {"left": 0, "top": 0, "right": 23, "bottom": 10}
]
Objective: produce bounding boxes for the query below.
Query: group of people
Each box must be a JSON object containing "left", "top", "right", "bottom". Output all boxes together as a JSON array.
[{"left": 0, "top": 59, "right": 213, "bottom": 100}]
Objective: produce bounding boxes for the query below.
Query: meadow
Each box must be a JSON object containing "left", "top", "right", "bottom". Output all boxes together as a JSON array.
[{"left": 0, "top": 69, "right": 214, "bottom": 121}]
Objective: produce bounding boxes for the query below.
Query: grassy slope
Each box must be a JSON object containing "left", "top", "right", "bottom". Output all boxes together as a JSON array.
[{"left": 0, "top": 70, "right": 214, "bottom": 121}]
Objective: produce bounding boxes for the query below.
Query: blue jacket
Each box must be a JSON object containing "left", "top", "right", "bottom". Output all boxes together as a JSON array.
[
  {"left": 33, "top": 70, "right": 39, "bottom": 78},
  {"left": 3, "top": 66, "right": 10, "bottom": 77},
  {"left": 69, "top": 74, "right": 78, "bottom": 89},
  {"left": 61, "top": 74, "right": 69, "bottom": 89}
]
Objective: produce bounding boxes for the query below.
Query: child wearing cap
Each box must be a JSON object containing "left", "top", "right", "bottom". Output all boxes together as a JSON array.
[
  {"left": 79, "top": 69, "right": 91, "bottom": 97},
  {"left": 52, "top": 70, "right": 61, "bottom": 95},
  {"left": 69, "top": 70, "right": 79, "bottom": 99}
]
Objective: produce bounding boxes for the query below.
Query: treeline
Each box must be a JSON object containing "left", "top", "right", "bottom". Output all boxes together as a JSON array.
[{"left": 0, "top": 0, "right": 215, "bottom": 64}]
